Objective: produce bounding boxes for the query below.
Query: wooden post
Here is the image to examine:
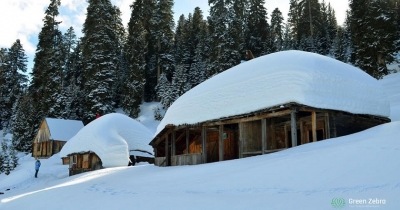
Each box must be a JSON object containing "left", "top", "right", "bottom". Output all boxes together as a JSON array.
[
  {"left": 202, "top": 126, "right": 207, "bottom": 163},
  {"left": 172, "top": 131, "right": 176, "bottom": 156},
  {"left": 331, "top": 114, "right": 337, "bottom": 138},
  {"left": 165, "top": 135, "right": 169, "bottom": 166},
  {"left": 311, "top": 111, "right": 317, "bottom": 142},
  {"left": 324, "top": 113, "right": 330, "bottom": 139},
  {"left": 186, "top": 127, "right": 189, "bottom": 154},
  {"left": 271, "top": 118, "right": 276, "bottom": 149},
  {"left": 219, "top": 125, "right": 224, "bottom": 161},
  {"left": 291, "top": 108, "right": 297, "bottom": 147},
  {"left": 261, "top": 119, "right": 267, "bottom": 154},
  {"left": 284, "top": 124, "right": 288, "bottom": 148},
  {"left": 238, "top": 123, "right": 243, "bottom": 158}
]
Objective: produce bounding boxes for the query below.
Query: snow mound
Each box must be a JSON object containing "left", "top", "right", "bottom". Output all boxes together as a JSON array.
[
  {"left": 156, "top": 50, "right": 389, "bottom": 136},
  {"left": 380, "top": 72, "right": 400, "bottom": 121},
  {"left": 44, "top": 118, "right": 84, "bottom": 141},
  {"left": 60, "top": 113, "right": 154, "bottom": 168}
]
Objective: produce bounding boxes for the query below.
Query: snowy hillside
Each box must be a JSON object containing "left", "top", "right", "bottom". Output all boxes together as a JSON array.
[{"left": 1, "top": 121, "right": 400, "bottom": 209}]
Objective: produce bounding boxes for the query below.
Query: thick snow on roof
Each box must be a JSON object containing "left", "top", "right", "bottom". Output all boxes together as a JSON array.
[
  {"left": 156, "top": 50, "right": 389, "bottom": 136},
  {"left": 60, "top": 113, "right": 154, "bottom": 168},
  {"left": 45, "top": 118, "right": 84, "bottom": 141},
  {"left": 380, "top": 72, "right": 400, "bottom": 121}
]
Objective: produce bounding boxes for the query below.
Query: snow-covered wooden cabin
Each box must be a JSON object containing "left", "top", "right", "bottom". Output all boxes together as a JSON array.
[
  {"left": 149, "top": 50, "right": 390, "bottom": 167},
  {"left": 32, "top": 118, "right": 84, "bottom": 158},
  {"left": 60, "top": 113, "right": 154, "bottom": 176}
]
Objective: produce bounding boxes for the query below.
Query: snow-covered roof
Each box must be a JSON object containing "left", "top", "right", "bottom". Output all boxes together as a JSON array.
[
  {"left": 380, "top": 72, "right": 400, "bottom": 121},
  {"left": 156, "top": 50, "right": 390, "bottom": 136},
  {"left": 59, "top": 113, "right": 154, "bottom": 168},
  {"left": 45, "top": 118, "right": 84, "bottom": 141}
]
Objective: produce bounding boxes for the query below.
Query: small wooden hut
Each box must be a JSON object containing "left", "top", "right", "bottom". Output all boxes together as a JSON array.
[
  {"left": 66, "top": 152, "right": 102, "bottom": 176},
  {"left": 149, "top": 50, "right": 390, "bottom": 167},
  {"left": 59, "top": 113, "right": 155, "bottom": 176},
  {"left": 32, "top": 118, "right": 84, "bottom": 158}
]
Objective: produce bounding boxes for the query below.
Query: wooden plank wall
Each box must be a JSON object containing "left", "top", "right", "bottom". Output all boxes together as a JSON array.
[
  {"left": 239, "top": 121, "right": 262, "bottom": 155},
  {"left": 171, "top": 154, "right": 202, "bottom": 166},
  {"left": 155, "top": 157, "right": 167, "bottom": 166}
]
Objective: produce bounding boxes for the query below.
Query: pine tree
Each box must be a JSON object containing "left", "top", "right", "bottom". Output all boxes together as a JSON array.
[
  {"left": 0, "top": 48, "right": 8, "bottom": 130},
  {"left": 326, "top": 3, "right": 338, "bottom": 55},
  {"left": 271, "top": 8, "right": 285, "bottom": 52},
  {"left": 30, "top": 0, "right": 62, "bottom": 119},
  {"left": 317, "top": 0, "right": 330, "bottom": 55},
  {"left": 156, "top": 73, "right": 174, "bottom": 108},
  {"left": 81, "top": 0, "right": 121, "bottom": 123},
  {"left": 122, "top": 0, "right": 149, "bottom": 118},
  {"left": 208, "top": 0, "right": 240, "bottom": 77},
  {"left": 1, "top": 138, "right": 12, "bottom": 175},
  {"left": 349, "top": 0, "right": 398, "bottom": 78},
  {"left": 144, "top": 0, "right": 175, "bottom": 102},
  {"left": 189, "top": 7, "right": 209, "bottom": 87},
  {"left": 11, "top": 94, "right": 36, "bottom": 152},
  {"left": 245, "top": 0, "right": 271, "bottom": 57},
  {"left": 0, "top": 40, "right": 28, "bottom": 133},
  {"left": 288, "top": 0, "right": 301, "bottom": 49},
  {"left": 297, "top": 0, "right": 322, "bottom": 52}
]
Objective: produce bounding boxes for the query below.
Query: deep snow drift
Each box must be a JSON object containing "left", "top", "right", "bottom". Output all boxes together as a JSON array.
[
  {"left": 59, "top": 113, "right": 154, "bottom": 168},
  {"left": 1, "top": 121, "right": 399, "bottom": 209},
  {"left": 157, "top": 50, "right": 389, "bottom": 136},
  {"left": 380, "top": 72, "right": 400, "bottom": 121}
]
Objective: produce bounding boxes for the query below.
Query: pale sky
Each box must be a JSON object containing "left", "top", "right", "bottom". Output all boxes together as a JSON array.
[{"left": 0, "top": 0, "right": 349, "bottom": 71}]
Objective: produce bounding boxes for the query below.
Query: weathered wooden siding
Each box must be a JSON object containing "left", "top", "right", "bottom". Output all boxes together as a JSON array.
[
  {"left": 171, "top": 154, "right": 202, "bottom": 166},
  {"left": 33, "top": 120, "right": 67, "bottom": 158},
  {"left": 155, "top": 157, "right": 167, "bottom": 166},
  {"left": 239, "top": 121, "right": 262, "bottom": 156},
  {"left": 68, "top": 153, "right": 102, "bottom": 176}
]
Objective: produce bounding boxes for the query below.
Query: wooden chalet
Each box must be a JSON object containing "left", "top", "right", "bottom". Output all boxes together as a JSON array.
[
  {"left": 32, "top": 118, "right": 84, "bottom": 158},
  {"left": 149, "top": 50, "right": 391, "bottom": 167},
  {"left": 150, "top": 103, "right": 389, "bottom": 166}
]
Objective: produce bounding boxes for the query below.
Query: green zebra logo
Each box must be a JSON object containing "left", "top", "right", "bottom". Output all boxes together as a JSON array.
[{"left": 331, "top": 197, "right": 346, "bottom": 208}]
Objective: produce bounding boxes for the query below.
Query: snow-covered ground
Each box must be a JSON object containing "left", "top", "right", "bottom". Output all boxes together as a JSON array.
[
  {"left": 1, "top": 120, "right": 399, "bottom": 209},
  {"left": 380, "top": 72, "right": 400, "bottom": 121}
]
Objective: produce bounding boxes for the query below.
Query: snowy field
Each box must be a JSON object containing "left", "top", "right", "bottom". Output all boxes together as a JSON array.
[{"left": 1, "top": 121, "right": 400, "bottom": 209}]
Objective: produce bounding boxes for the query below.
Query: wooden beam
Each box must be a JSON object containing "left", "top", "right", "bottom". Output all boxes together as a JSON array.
[
  {"left": 312, "top": 111, "right": 317, "bottom": 142},
  {"left": 239, "top": 123, "right": 243, "bottom": 158},
  {"left": 186, "top": 127, "right": 189, "bottom": 154},
  {"left": 219, "top": 125, "right": 224, "bottom": 161},
  {"left": 284, "top": 124, "right": 288, "bottom": 148},
  {"left": 324, "top": 113, "right": 330, "bottom": 140},
  {"left": 271, "top": 118, "right": 276, "bottom": 149},
  {"left": 152, "top": 127, "right": 175, "bottom": 146},
  {"left": 261, "top": 119, "right": 267, "bottom": 154},
  {"left": 203, "top": 109, "right": 292, "bottom": 126},
  {"left": 165, "top": 135, "right": 169, "bottom": 167},
  {"left": 172, "top": 131, "right": 176, "bottom": 156},
  {"left": 291, "top": 108, "right": 297, "bottom": 147},
  {"left": 202, "top": 126, "right": 207, "bottom": 163}
]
